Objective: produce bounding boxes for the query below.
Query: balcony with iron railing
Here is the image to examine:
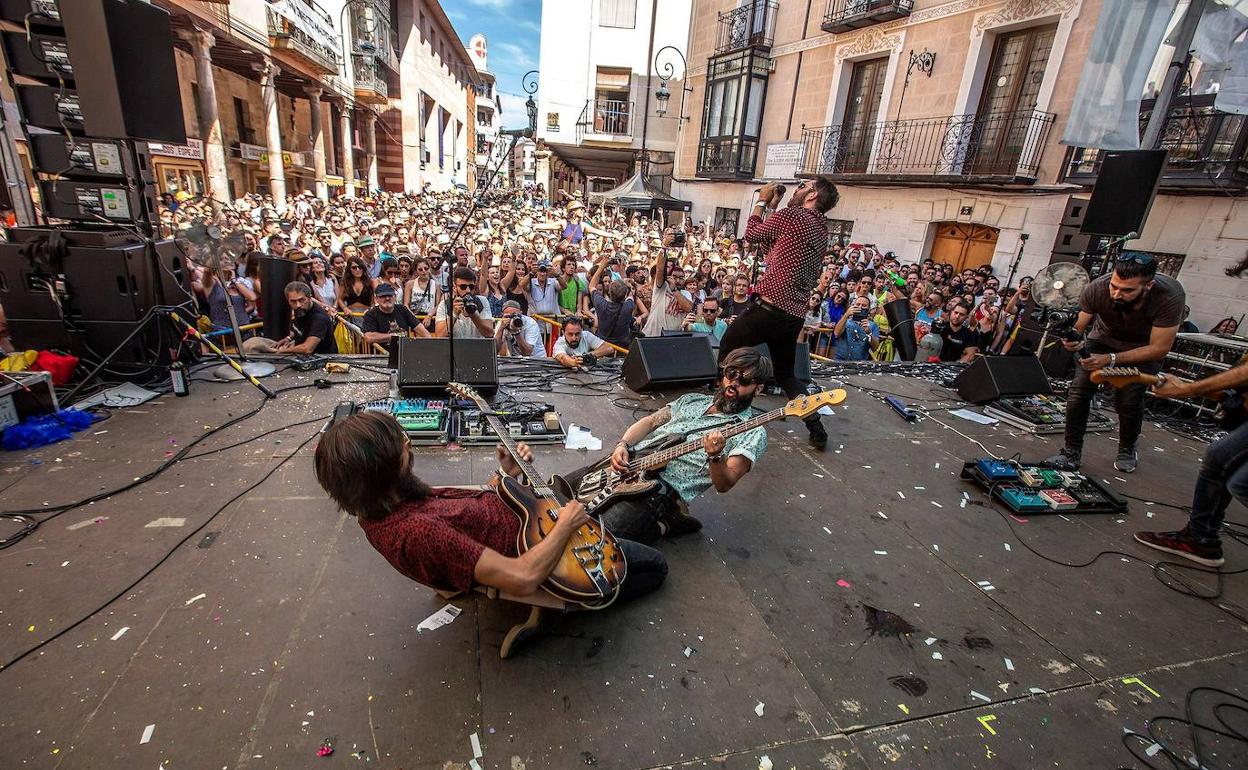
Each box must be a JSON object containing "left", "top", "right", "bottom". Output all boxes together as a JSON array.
[
  {"left": 798, "top": 109, "right": 1056, "bottom": 182},
  {"left": 349, "top": 0, "right": 398, "bottom": 72},
  {"left": 266, "top": 0, "right": 341, "bottom": 75},
  {"left": 716, "top": 0, "right": 778, "bottom": 54},
  {"left": 821, "top": 0, "right": 913, "bottom": 34},
  {"left": 351, "top": 53, "right": 388, "bottom": 104},
  {"left": 697, "top": 136, "right": 760, "bottom": 179},
  {"left": 576, "top": 98, "right": 634, "bottom": 143},
  {"left": 1063, "top": 99, "right": 1248, "bottom": 191}
]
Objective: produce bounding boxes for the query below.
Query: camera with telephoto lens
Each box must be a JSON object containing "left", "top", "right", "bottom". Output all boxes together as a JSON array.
[
  {"left": 462, "top": 295, "right": 483, "bottom": 315},
  {"left": 579, "top": 351, "right": 597, "bottom": 367},
  {"left": 509, "top": 314, "right": 524, "bottom": 330},
  {"left": 930, "top": 317, "right": 950, "bottom": 336},
  {"left": 672, "top": 231, "right": 687, "bottom": 248}
]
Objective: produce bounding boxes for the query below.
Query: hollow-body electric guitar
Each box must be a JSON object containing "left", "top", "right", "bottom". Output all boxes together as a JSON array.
[
  {"left": 1092, "top": 366, "right": 1247, "bottom": 430},
  {"left": 447, "top": 382, "right": 625, "bottom": 607},
  {"left": 575, "top": 390, "right": 847, "bottom": 511}
]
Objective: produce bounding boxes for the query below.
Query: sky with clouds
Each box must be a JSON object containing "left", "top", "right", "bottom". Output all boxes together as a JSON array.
[{"left": 443, "top": 0, "right": 541, "bottom": 129}]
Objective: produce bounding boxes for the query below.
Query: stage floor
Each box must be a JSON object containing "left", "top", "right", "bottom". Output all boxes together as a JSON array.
[{"left": 0, "top": 363, "right": 1245, "bottom": 770}]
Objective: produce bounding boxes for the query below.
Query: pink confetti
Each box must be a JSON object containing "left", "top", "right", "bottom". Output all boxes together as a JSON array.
[
  {"left": 1008, "top": 514, "right": 1029, "bottom": 524},
  {"left": 836, "top": 579, "right": 852, "bottom": 588}
]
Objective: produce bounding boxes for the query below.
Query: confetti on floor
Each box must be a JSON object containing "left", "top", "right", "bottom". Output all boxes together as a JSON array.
[
  {"left": 140, "top": 724, "right": 155, "bottom": 744},
  {"left": 755, "top": 701, "right": 765, "bottom": 717},
  {"left": 1005, "top": 658, "right": 1014, "bottom": 671},
  {"left": 110, "top": 627, "right": 129, "bottom": 641},
  {"left": 970, "top": 691, "right": 992, "bottom": 703},
  {"left": 184, "top": 593, "right": 207, "bottom": 606}
]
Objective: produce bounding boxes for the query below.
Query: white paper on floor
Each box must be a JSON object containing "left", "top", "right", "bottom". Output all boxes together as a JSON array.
[
  {"left": 73, "top": 383, "right": 161, "bottom": 410},
  {"left": 949, "top": 408, "right": 999, "bottom": 425},
  {"left": 416, "top": 604, "right": 462, "bottom": 633},
  {"left": 564, "top": 424, "right": 603, "bottom": 451}
]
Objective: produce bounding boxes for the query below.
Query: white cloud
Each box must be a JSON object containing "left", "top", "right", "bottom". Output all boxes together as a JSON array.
[
  {"left": 466, "top": 0, "right": 514, "bottom": 10},
  {"left": 493, "top": 41, "right": 538, "bottom": 71},
  {"left": 516, "top": 18, "right": 540, "bottom": 33}
]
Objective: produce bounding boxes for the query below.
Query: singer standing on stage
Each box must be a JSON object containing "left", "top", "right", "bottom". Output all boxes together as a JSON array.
[{"left": 718, "top": 177, "right": 839, "bottom": 449}]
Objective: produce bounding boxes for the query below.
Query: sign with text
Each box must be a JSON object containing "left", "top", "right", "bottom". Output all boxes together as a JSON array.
[
  {"left": 147, "top": 138, "right": 204, "bottom": 160},
  {"left": 762, "top": 141, "right": 802, "bottom": 180}
]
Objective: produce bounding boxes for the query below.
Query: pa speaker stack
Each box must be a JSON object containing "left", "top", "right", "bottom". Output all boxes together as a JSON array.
[{"left": 0, "top": 0, "right": 191, "bottom": 374}]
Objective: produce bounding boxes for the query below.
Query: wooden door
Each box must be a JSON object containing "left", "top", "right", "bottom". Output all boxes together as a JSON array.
[
  {"left": 839, "top": 56, "right": 889, "bottom": 173},
  {"left": 966, "top": 25, "right": 1056, "bottom": 175},
  {"left": 930, "top": 222, "right": 1000, "bottom": 272}
]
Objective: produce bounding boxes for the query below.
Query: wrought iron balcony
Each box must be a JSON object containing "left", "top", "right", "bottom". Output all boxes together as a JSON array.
[
  {"left": 1063, "top": 99, "right": 1248, "bottom": 191},
  {"left": 351, "top": 53, "right": 388, "bottom": 104},
  {"left": 798, "top": 109, "right": 1056, "bottom": 182},
  {"left": 717, "top": 0, "right": 777, "bottom": 54},
  {"left": 697, "top": 136, "right": 760, "bottom": 179},
  {"left": 822, "top": 0, "right": 913, "bottom": 34},
  {"left": 576, "top": 98, "right": 633, "bottom": 142},
  {"left": 349, "top": 0, "right": 397, "bottom": 72},
  {"left": 266, "top": 0, "right": 340, "bottom": 75}
]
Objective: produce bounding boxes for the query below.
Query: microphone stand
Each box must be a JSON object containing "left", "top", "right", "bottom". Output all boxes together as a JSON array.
[{"left": 990, "top": 232, "right": 1028, "bottom": 353}]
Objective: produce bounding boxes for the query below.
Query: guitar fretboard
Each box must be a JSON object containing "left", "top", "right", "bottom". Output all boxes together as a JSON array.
[
  {"left": 631, "top": 407, "right": 784, "bottom": 472},
  {"left": 482, "top": 411, "right": 554, "bottom": 497}
]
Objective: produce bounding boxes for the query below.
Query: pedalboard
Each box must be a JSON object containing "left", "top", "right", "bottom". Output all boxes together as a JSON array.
[{"left": 961, "top": 458, "right": 1127, "bottom": 515}]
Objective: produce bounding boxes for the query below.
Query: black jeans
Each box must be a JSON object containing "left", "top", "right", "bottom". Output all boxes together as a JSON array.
[
  {"left": 1189, "top": 422, "right": 1248, "bottom": 542},
  {"left": 613, "top": 539, "right": 669, "bottom": 603},
  {"left": 562, "top": 465, "right": 681, "bottom": 546},
  {"left": 717, "top": 301, "right": 818, "bottom": 426},
  {"left": 1063, "top": 340, "right": 1161, "bottom": 454}
]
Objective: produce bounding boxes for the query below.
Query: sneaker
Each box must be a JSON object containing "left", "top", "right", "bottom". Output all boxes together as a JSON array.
[
  {"left": 806, "top": 419, "right": 828, "bottom": 450},
  {"left": 499, "top": 606, "right": 545, "bottom": 659},
  {"left": 1114, "top": 447, "right": 1139, "bottom": 473},
  {"left": 662, "top": 511, "right": 703, "bottom": 537},
  {"left": 1043, "top": 449, "right": 1081, "bottom": 471},
  {"left": 1134, "top": 527, "right": 1224, "bottom": 568}
]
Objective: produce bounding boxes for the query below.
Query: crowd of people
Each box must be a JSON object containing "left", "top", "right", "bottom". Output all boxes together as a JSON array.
[{"left": 144, "top": 186, "right": 1086, "bottom": 367}]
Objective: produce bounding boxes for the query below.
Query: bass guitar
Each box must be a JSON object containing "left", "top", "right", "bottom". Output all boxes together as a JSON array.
[
  {"left": 575, "top": 389, "right": 847, "bottom": 512},
  {"left": 1091, "top": 366, "right": 1247, "bottom": 430},
  {"left": 447, "top": 382, "right": 626, "bottom": 608}
]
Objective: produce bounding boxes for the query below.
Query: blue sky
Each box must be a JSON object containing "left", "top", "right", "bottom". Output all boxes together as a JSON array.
[{"left": 443, "top": 0, "right": 541, "bottom": 129}]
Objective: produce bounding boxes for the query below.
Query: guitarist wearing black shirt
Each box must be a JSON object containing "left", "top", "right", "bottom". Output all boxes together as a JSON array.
[{"left": 1134, "top": 362, "right": 1248, "bottom": 567}]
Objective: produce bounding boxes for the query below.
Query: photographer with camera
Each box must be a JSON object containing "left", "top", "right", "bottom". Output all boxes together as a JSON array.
[
  {"left": 552, "top": 315, "right": 615, "bottom": 369},
  {"left": 494, "top": 300, "right": 546, "bottom": 359},
  {"left": 833, "top": 295, "right": 880, "bottom": 361},
  {"left": 434, "top": 266, "right": 495, "bottom": 339},
  {"left": 1045, "top": 253, "right": 1185, "bottom": 474}
]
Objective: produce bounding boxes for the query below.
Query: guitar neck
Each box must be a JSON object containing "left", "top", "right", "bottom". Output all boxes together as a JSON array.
[
  {"left": 482, "top": 412, "right": 553, "bottom": 495},
  {"left": 636, "top": 407, "right": 784, "bottom": 471}
]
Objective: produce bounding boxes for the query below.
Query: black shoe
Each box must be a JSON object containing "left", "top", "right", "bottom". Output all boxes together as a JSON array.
[
  {"left": 499, "top": 606, "right": 546, "bottom": 659},
  {"left": 806, "top": 419, "right": 828, "bottom": 450},
  {"left": 1042, "top": 448, "right": 1081, "bottom": 471},
  {"left": 662, "top": 511, "right": 703, "bottom": 537},
  {"left": 1114, "top": 447, "right": 1139, "bottom": 473},
  {"left": 1134, "top": 526, "right": 1224, "bottom": 568}
]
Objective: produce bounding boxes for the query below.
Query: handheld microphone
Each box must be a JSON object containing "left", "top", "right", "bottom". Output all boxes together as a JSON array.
[{"left": 499, "top": 127, "right": 534, "bottom": 138}]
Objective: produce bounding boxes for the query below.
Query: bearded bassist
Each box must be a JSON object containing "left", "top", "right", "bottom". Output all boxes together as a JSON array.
[{"left": 563, "top": 348, "right": 774, "bottom": 542}]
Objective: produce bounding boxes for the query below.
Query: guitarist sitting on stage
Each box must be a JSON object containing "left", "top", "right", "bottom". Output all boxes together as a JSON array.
[
  {"left": 314, "top": 411, "right": 668, "bottom": 601},
  {"left": 1134, "top": 362, "right": 1248, "bottom": 568},
  {"left": 564, "top": 347, "right": 774, "bottom": 543}
]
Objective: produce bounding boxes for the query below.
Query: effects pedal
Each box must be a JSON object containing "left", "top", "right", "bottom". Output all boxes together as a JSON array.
[
  {"left": 884, "top": 395, "right": 917, "bottom": 422},
  {"left": 976, "top": 458, "right": 1019, "bottom": 481},
  {"left": 1038, "top": 489, "right": 1079, "bottom": 510},
  {"left": 999, "top": 486, "right": 1051, "bottom": 512},
  {"left": 1018, "top": 468, "right": 1044, "bottom": 487}
]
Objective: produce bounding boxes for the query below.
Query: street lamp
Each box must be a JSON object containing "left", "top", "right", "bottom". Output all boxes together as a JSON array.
[
  {"left": 522, "top": 69, "right": 539, "bottom": 134},
  {"left": 653, "top": 46, "right": 691, "bottom": 124}
]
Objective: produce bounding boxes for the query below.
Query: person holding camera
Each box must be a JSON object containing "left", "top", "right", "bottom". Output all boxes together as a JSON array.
[
  {"left": 494, "top": 300, "right": 546, "bottom": 359},
  {"left": 552, "top": 316, "right": 615, "bottom": 369},
  {"left": 683, "top": 297, "right": 729, "bottom": 347},
  {"left": 833, "top": 295, "right": 880, "bottom": 361},
  {"left": 588, "top": 254, "right": 640, "bottom": 349},
  {"left": 434, "top": 266, "right": 495, "bottom": 339},
  {"left": 1045, "top": 253, "right": 1184, "bottom": 474},
  {"left": 361, "top": 283, "right": 429, "bottom": 353}
]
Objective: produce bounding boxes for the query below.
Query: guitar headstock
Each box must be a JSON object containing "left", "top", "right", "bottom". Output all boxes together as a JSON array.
[
  {"left": 783, "top": 389, "right": 847, "bottom": 419},
  {"left": 447, "top": 381, "right": 490, "bottom": 410}
]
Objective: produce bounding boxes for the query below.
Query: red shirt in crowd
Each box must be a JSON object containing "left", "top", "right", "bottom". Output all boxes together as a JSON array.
[
  {"left": 358, "top": 488, "right": 519, "bottom": 593},
  {"left": 745, "top": 206, "right": 828, "bottom": 318}
]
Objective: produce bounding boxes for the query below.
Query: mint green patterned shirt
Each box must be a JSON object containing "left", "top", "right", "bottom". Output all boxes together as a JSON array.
[{"left": 636, "top": 393, "right": 768, "bottom": 502}]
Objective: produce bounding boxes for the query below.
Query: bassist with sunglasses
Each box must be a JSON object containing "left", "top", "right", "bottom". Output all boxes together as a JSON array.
[{"left": 1045, "top": 252, "right": 1185, "bottom": 474}]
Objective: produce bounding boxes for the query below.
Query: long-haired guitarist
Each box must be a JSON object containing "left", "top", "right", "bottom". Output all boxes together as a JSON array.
[
  {"left": 1134, "top": 363, "right": 1248, "bottom": 568},
  {"left": 314, "top": 411, "right": 668, "bottom": 602},
  {"left": 563, "top": 347, "right": 775, "bottom": 543}
]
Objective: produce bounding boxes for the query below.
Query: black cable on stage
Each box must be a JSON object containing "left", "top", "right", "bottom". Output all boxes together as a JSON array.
[
  {"left": 0, "top": 431, "right": 320, "bottom": 673},
  {"left": 1116, "top": 686, "right": 1248, "bottom": 770},
  {"left": 0, "top": 378, "right": 385, "bottom": 549},
  {"left": 179, "top": 416, "right": 326, "bottom": 460}
]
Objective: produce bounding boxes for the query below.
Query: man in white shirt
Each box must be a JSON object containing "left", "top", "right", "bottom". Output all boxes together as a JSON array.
[
  {"left": 434, "top": 266, "right": 494, "bottom": 339},
  {"left": 641, "top": 231, "right": 692, "bottom": 337},
  {"left": 494, "top": 300, "right": 546, "bottom": 358},
  {"left": 526, "top": 260, "right": 562, "bottom": 319},
  {"left": 552, "top": 316, "right": 615, "bottom": 368}
]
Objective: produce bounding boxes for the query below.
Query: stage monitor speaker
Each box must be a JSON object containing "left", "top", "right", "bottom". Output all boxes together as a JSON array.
[
  {"left": 61, "top": 0, "right": 186, "bottom": 143},
  {"left": 883, "top": 297, "right": 917, "bottom": 362},
  {"left": 1008, "top": 327, "right": 1076, "bottom": 378},
  {"left": 397, "top": 338, "right": 497, "bottom": 395},
  {"left": 752, "top": 341, "right": 811, "bottom": 384},
  {"left": 254, "top": 256, "right": 296, "bottom": 341},
  {"left": 622, "top": 335, "right": 717, "bottom": 392},
  {"left": 1081, "top": 149, "right": 1167, "bottom": 237},
  {"left": 953, "top": 355, "right": 1053, "bottom": 404}
]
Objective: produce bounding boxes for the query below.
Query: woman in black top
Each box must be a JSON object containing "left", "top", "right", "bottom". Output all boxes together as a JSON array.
[
  {"left": 504, "top": 259, "right": 530, "bottom": 313},
  {"left": 337, "top": 255, "right": 373, "bottom": 314}
]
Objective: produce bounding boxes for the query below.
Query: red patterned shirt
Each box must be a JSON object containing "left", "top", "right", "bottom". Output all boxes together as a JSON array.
[
  {"left": 358, "top": 488, "right": 518, "bottom": 593},
  {"left": 746, "top": 207, "right": 828, "bottom": 318}
]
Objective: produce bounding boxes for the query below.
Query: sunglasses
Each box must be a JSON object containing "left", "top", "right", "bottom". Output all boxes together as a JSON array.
[
  {"left": 1116, "top": 253, "right": 1155, "bottom": 266},
  {"left": 723, "top": 366, "right": 757, "bottom": 387}
]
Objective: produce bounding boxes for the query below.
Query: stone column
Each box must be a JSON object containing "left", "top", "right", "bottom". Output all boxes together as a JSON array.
[
  {"left": 340, "top": 103, "right": 355, "bottom": 198},
  {"left": 256, "top": 58, "right": 287, "bottom": 212},
  {"left": 363, "top": 112, "right": 379, "bottom": 192},
  {"left": 305, "top": 86, "right": 328, "bottom": 201},
  {"left": 534, "top": 148, "right": 552, "bottom": 204},
  {"left": 182, "top": 27, "right": 229, "bottom": 209}
]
